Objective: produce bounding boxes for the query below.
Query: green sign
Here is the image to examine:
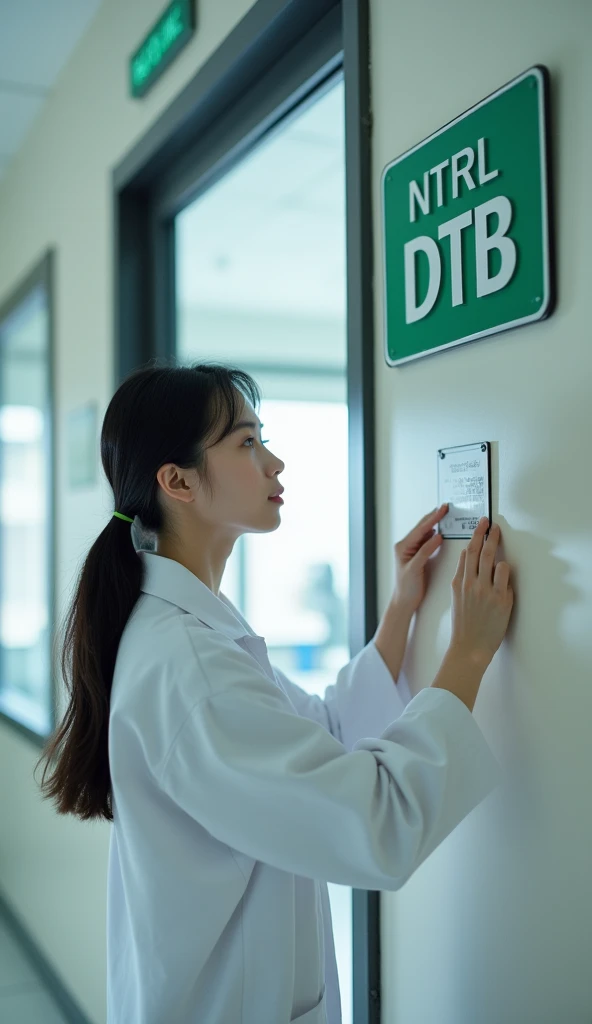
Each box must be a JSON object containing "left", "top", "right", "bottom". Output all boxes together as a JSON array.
[
  {"left": 382, "top": 66, "right": 554, "bottom": 366},
  {"left": 130, "top": 0, "right": 196, "bottom": 99}
]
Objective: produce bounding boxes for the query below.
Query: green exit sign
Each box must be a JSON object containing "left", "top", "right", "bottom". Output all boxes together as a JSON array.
[{"left": 130, "top": 0, "right": 196, "bottom": 99}]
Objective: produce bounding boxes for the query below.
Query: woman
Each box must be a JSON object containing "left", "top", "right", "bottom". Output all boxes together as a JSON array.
[{"left": 35, "top": 360, "right": 514, "bottom": 1024}]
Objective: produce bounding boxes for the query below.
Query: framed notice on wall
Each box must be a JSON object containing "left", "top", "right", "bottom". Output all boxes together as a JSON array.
[
  {"left": 67, "top": 401, "right": 98, "bottom": 488},
  {"left": 382, "top": 65, "right": 555, "bottom": 366}
]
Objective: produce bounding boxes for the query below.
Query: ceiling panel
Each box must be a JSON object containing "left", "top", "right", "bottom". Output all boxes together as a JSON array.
[
  {"left": 0, "top": 90, "right": 46, "bottom": 154},
  {"left": 0, "top": 0, "right": 103, "bottom": 89},
  {"left": 0, "top": 0, "right": 103, "bottom": 180}
]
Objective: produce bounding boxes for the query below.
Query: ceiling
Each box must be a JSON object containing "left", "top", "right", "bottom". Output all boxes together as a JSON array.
[
  {"left": 0, "top": 0, "right": 103, "bottom": 184},
  {"left": 0, "top": 3, "right": 347, "bottom": 323}
]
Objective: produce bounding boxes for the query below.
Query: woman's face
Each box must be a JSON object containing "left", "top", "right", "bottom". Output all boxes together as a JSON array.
[{"left": 192, "top": 397, "right": 286, "bottom": 536}]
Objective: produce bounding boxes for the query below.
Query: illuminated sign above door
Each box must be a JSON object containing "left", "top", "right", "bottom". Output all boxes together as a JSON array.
[{"left": 130, "top": 0, "right": 196, "bottom": 99}]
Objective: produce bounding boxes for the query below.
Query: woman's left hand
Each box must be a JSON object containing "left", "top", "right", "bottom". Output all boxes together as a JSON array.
[{"left": 394, "top": 504, "right": 449, "bottom": 615}]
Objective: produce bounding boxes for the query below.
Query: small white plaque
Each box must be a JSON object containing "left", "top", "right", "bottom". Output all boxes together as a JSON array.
[{"left": 437, "top": 442, "right": 491, "bottom": 539}]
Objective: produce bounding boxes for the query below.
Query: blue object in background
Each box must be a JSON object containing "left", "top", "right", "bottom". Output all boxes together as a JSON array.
[{"left": 294, "top": 644, "right": 320, "bottom": 671}]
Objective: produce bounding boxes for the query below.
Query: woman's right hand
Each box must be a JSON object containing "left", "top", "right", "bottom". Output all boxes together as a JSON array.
[{"left": 449, "top": 517, "right": 514, "bottom": 668}]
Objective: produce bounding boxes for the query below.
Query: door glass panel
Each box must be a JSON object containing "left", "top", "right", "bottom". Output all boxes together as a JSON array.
[{"left": 175, "top": 77, "right": 353, "bottom": 1023}]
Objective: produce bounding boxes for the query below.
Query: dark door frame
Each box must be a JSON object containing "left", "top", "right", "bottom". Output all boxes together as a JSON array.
[{"left": 112, "top": 1, "right": 380, "bottom": 1020}]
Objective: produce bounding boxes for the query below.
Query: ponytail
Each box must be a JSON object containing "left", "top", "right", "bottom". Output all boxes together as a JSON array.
[{"left": 34, "top": 359, "right": 261, "bottom": 822}]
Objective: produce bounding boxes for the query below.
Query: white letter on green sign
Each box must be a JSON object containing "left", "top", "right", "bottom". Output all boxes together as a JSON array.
[
  {"left": 438, "top": 210, "right": 473, "bottom": 307},
  {"left": 475, "top": 196, "right": 516, "bottom": 297},
  {"left": 404, "top": 236, "right": 442, "bottom": 324},
  {"left": 404, "top": 195, "right": 517, "bottom": 323},
  {"left": 409, "top": 172, "right": 430, "bottom": 223}
]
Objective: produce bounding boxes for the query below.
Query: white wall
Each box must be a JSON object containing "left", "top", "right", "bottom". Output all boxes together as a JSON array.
[
  {"left": 0, "top": 1, "right": 257, "bottom": 1021},
  {"left": 371, "top": 2, "right": 592, "bottom": 1021},
  {"left": 2, "top": 1, "right": 591, "bottom": 1022}
]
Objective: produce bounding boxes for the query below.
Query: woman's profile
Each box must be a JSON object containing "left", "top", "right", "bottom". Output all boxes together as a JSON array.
[{"left": 33, "top": 360, "right": 513, "bottom": 1024}]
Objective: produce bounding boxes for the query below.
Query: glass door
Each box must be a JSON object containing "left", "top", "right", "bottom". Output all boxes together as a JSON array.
[{"left": 174, "top": 75, "right": 353, "bottom": 1022}]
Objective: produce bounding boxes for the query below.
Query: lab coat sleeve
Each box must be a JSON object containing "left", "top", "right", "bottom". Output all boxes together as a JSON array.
[
  {"left": 271, "top": 639, "right": 414, "bottom": 751},
  {"left": 157, "top": 627, "right": 502, "bottom": 891}
]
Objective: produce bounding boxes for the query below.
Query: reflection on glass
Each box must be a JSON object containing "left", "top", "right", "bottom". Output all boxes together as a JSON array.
[
  {"left": 175, "top": 76, "right": 353, "bottom": 1023},
  {"left": 239, "top": 399, "right": 349, "bottom": 693},
  {"left": 0, "top": 286, "right": 52, "bottom": 735}
]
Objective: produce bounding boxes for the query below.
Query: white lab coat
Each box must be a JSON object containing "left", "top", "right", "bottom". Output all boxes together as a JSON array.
[{"left": 106, "top": 550, "right": 501, "bottom": 1024}]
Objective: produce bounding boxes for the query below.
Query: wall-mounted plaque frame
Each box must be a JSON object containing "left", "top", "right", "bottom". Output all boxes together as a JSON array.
[
  {"left": 437, "top": 441, "right": 491, "bottom": 539},
  {"left": 67, "top": 401, "right": 98, "bottom": 488}
]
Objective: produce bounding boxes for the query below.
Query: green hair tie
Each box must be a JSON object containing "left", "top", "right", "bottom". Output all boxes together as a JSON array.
[{"left": 113, "top": 511, "right": 134, "bottom": 523}]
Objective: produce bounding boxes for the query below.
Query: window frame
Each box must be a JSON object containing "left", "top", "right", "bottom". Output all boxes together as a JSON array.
[
  {"left": 113, "top": 1, "right": 380, "bottom": 1019},
  {"left": 0, "top": 249, "right": 57, "bottom": 747}
]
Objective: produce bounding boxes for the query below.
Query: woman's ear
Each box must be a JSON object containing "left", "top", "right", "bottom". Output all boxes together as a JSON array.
[{"left": 156, "top": 464, "right": 197, "bottom": 505}]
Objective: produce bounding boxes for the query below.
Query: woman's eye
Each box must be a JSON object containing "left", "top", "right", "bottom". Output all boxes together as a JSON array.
[{"left": 244, "top": 437, "right": 270, "bottom": 447}]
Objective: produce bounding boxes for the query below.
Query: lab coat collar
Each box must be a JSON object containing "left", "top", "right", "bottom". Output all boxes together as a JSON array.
[{"left": 138, "top": 550, "right": 259, "bottom": 642}]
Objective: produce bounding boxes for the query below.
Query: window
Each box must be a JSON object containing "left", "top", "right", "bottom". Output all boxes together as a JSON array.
[{"left": 0, "top": 253, "right": 55, "bottom": 742}]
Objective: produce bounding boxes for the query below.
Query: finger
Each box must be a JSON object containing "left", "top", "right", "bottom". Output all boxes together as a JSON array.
[
  {"left": 452, "top": 548, "right": 466, "bottom": 587},
  {"left": 420, "top": 531, "right": 443, "bottom": 559},
  {"left": 478, "top": 522, "right": 500, "bottom": 582},
  {"left": 465, "top": 517, "right": 490, "bottom": 578},
  {"left": 493, "top": 560, "right": 510, "bottom": 593},
  {"left": 408, "top": 504, "right": 449, "bottom": 543},
  {"left": 429, "top": 503, "right": 448, "bottom": 521}
]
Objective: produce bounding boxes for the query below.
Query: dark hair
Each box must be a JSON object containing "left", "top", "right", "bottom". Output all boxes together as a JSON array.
[{"left": 33, "top": 358, "right": 261, "bottom": 823}]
